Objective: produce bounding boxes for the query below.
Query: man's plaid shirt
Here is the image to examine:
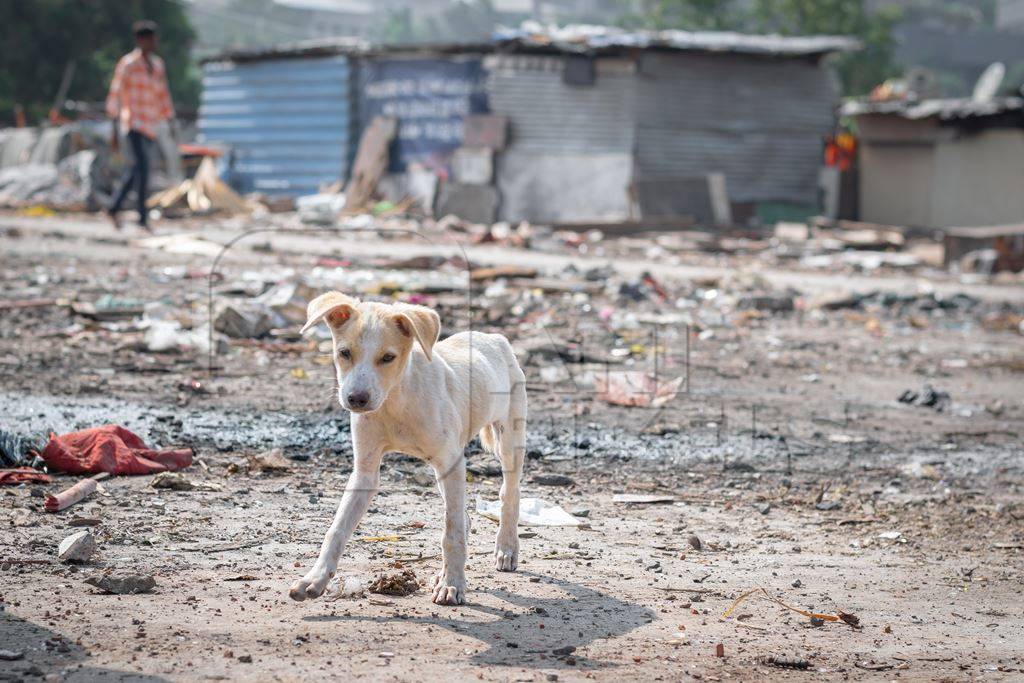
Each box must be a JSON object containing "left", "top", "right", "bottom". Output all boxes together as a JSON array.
[{"left": 105, "top": 49, "right": 174, "bottom": 140}]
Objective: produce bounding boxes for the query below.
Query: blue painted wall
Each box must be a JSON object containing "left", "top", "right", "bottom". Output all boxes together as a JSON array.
[
  {"left": 198, "top": 55, "right": 351, "bottom": 197},
  {"left": 358, "top": 56, "right": 488, "bottom": 174}
]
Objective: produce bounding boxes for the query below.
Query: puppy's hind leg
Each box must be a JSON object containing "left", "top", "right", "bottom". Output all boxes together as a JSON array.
[{"left": 495, "top": 374, "right": 526, "bottom": 572}]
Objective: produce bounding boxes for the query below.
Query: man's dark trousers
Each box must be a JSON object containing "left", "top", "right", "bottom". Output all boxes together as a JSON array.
[{"left": 109, "top": 130, "right": 151, "bottom": 226}]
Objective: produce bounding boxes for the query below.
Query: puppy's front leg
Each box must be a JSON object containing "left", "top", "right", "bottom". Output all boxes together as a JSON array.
[
  {"left": 289, "top": 444, "right": 383, "bottom": 601},
  {"left": 431, "top": 456, "right": 468, "bottom": 605}
]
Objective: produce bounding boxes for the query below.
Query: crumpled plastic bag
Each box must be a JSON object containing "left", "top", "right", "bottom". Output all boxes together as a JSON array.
[
  {"left": 40, "top": 425, "right": 193, "bottom": 475},
  {"left": 595, "top": 371, "right": 682, "bottom": 408},
  {"left": 476, "top": 496, "right": 582, "bottom": 526}
]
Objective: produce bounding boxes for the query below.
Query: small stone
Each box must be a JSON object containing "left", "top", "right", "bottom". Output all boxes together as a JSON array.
[
  {"left": 791, "top": 579, "right": 802, "bottom": 588},
  {"left": 810, "top": 616, "right": 825, "bottom": 627},
  {"left": 758, "top": 503, "right": 771, "bottom": 515},
  {"left": 150, "top": 472, "right": 193, "bottom": 491},
  {"left": 552, "top": 645, "right": 575, "bottom": 656},
  {"left": 714, "top": 643, "right": 725, "bottom": 657},
  {"left": 0, "top": 650, "right": 24, "bottom": 661},
  {"left": 687, "top": 534, "right": 702, "bottom": 551},
  {"left": 237, "top": 654, "right": 252, "bottom": 663},
  {"left": 84, "top": 574, "right": 156, "bottom": 594},
  {"left": 570, "top": 508, "right": 590, "bottom": 518},
  {"left": 57, "top": 531, "right": 95, "bottom": 563}
]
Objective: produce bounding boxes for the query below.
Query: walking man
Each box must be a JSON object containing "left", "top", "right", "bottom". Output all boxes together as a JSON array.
[{"left": 106, "top": 20, "right": 175, "bottom": 231}]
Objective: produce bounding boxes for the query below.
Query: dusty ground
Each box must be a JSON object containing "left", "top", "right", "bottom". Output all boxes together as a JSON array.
[{"left": 2, "top": 213, "right": 1023, "bottom": 681}]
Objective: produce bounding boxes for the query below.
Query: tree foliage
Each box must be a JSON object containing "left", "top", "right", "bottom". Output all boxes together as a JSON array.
[
  {"left": 0, "top": 0, "right": 199, "bottom": 126},
  {"left": 752, "top": 0, "right": 901, "bottom": 96},
  {"left": 622, "top": 0, "right": 903, "bottom": 96},
  {"left": 368, "top": 1, "right": 498, "bottom": 45}
]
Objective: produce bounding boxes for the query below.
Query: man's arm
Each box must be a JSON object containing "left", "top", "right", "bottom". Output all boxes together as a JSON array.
[
  {"left": 106, "top": 59, "right": 125, "bottom": 150},
  {"left": 157, "top": 60, "right": 175, "bottom": 124}
]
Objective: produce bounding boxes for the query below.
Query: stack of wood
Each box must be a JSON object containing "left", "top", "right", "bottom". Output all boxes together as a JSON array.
[{"left": 147, "top": 157, "right": 252, "bottom": 215}]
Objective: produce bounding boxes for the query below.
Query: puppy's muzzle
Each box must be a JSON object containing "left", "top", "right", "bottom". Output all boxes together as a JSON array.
[{"left": 345, "top": 390, "right": 371, "bottom": 412}]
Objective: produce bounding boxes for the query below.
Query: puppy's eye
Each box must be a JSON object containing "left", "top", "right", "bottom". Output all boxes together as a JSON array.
[
  {"left": 338, "top": 349, "right": 351, "bottom": 360},
  {"left": 379, "top": 352, "right": 396, "bottom": 364}
]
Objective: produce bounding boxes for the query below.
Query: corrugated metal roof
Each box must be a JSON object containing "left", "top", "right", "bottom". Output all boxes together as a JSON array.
[
  {"left": 842, "top": 97, "right": 1024, "bottom": 121},
  {"left": 198, "top": 55, "right": 352, "bottom": 196},
  {"left": 494, "top": 22, "right": 861, "bottom": 57},
  {"left": 200, "top": 23, "right": 859, "bottom": 64}
]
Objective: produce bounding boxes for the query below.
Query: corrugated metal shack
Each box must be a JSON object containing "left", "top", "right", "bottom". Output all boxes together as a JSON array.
[
  {"left": 200, "top": 50, "right": 355, "bottom": 196},
  {"left": 199, "top": 40, "right": 489, "bottom": 198},
  {"left": 199, "top": 27, "right": 857, "bottom": 223},
  {"left": 490, "top": 26, "right": 857, "bottom": 223},
  {"left": 843, "top": 97, "right": 1024, "bottom": 230}
]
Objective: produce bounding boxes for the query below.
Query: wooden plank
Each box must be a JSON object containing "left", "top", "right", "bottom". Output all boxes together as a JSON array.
[{"left": 344, "top": 116, "right": 397, "bottom": 213}]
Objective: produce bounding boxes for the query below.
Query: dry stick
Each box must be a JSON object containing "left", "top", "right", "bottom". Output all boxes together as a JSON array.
[{"left": 723, "top": 586, "right": 841, "bottom": 623}]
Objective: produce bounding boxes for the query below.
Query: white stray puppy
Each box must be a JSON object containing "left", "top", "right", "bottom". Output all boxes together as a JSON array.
[{"left": 289, "top": 292, "right": 527, "bottom": 606}]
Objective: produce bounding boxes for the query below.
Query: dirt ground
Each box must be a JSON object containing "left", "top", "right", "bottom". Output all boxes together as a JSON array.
[{"left": 2, "top": 213, "right": 1023, "bottom": 682}]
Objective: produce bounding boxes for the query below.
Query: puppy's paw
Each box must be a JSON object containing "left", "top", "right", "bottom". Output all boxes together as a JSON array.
[
  {"left": 430, "top": 576, "right": 466, "bottom": 606},
  {"left": 288, "top": 571, "right": 331, "bottom": 602},
  {"left": 494, "top": 545, "right": 518, "bottom": 572}
]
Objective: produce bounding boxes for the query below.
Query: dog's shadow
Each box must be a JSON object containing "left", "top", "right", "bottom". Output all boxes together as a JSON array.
[{"left": 304, "top": 571, "right": 656, "bottom": 670}]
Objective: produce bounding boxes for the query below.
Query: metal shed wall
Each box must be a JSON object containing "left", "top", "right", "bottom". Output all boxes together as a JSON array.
[
  {"left": 634, "top": 52, "right": 839, "bottom": 205},
  {"left": 487, "top": 55, "right": 636, "bottom": 221},
  {"left": 199, "top": 55, "right": 352, "bottom": 196}
]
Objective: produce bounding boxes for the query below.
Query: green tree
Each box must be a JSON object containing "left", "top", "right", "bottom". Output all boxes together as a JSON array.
[
  {"left": 620, "top": 0, "right": 901, "bottom": 97},
  {"left": 751, "top": 0, "right": 901, "bottom": 96},
  {"left": 0, "top": 0, "right": 198, "bottom": 126},
  {"left": 621, "top": 0, "right": 740, "bottom": 31}
]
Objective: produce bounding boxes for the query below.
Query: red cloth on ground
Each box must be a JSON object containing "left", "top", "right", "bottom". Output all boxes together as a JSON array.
[
  {"left": 0, "top": 468, "right": 52, "bottom": 485},
  {"left": 40, "top": 425, "right": 192, "bottom": 475}
]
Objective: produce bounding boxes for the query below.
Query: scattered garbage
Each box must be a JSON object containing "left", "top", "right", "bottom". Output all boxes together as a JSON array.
[
  {"left": 247, "top": 449, "right": 292, "bottom": 474},
  {"left": 595, "top": 372, "right": 683, "bottom": 408},
  {"left": 898, "top": 384, "right": 951, "bottom": 412},
  {"left": 368, "top": 569, "right": 420, "bottom": 596},
  {"left": 45, "top": 476, "right": 103, "bottom": 513},
  {"left": 476, "top": 497, "right": 583, "bottom": 526},
  {"left": 613, "top": 493, "right": 676, "bottom": 504},
  {"left": 0, "top": 468, "right": 51, "bottom": 486},
  {"left": 151, "top": 472, "right": 194, "bottom": 491},
  {"left": 758, "top": 655, "right": 810, "bottom": 670},
  {"left": 40, "top": 425, "right": 192, "bottom": 476},
  {"left": 327, "top": 576, "right": 366, "bottom": 601},
  {"left": 531, "top": 473, "right": 575, "bottom": 487},
  {"left": 147, "top": 157, "right": 252, "bottom": 216},
  {"left": 724, "top": 587, "right": 860, "bottom": 629},
  {"left": 0, "top": 429, "right": 45, "bottom": 468},
  {"left": 57, "top": 531, "right": 96, "bottom": 563}
]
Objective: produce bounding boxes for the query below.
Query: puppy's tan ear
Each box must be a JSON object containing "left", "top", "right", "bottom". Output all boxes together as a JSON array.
[
  {"left": 392, "top": 304, "right": 440, "bottom": 361},
  {"left": 301, "top": 292, "right": 358, "bottom": 335}
]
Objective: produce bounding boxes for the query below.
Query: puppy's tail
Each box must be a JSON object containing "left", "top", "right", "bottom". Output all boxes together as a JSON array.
[{"left": 480, "top": 424, "right": 499, "bottom": 454}]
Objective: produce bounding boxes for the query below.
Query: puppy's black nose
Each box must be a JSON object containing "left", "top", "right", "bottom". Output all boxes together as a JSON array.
[{"left": 347, "top": 391, "right": 370, "bottom": 409}]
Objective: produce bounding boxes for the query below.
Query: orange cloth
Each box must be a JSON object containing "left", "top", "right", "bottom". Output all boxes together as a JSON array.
[{"left": 105, "top": 49, "right": 174, "bottom": 139}]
